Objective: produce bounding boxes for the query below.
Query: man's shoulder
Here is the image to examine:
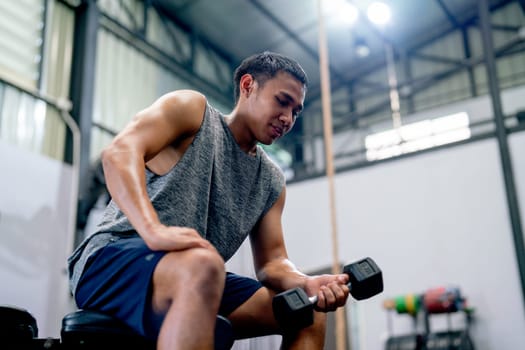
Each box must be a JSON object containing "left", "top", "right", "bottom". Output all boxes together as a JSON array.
[
  {"left": 161, "top": 89, "right": 207, "bottom": 114},
  {"left": 156, "top": 90, "right": 208, "bottom": 134}
]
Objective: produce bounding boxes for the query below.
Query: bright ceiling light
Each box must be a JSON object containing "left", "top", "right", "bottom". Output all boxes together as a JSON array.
[
  {"left": 367, "top": 2, "right": 391, "bottom": 26},
  {"left": 323, "top": 0, "right": 359, "bottom": 26}
]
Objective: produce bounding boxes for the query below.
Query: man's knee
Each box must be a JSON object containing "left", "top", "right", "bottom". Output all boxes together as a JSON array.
[
  {"left": 186, "top": 248, "right": 226, "bottom": 281},
  {"left": 153, "top": 248, "right": 225, "bottom": 302}
]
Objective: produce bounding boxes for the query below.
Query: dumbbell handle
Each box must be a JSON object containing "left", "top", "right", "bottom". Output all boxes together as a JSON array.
[
  {"left": 273, "top": 257, "right": 382, "bottom": 332},
  {"left": 308, "top": 282, "right": 353, "bottom": 304}
]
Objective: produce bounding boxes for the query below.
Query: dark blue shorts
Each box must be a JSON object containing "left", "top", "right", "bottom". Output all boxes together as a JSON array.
[{"left": 75, "top": 236, "right": 263, "bottom": 340}]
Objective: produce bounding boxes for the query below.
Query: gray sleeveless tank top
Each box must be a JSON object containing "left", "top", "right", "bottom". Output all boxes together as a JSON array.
[{"left": 68, "top": 102, "right": 285, "bottom": 295}]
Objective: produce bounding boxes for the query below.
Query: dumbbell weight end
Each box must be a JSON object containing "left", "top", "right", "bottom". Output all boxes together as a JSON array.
[{"left": 273, "top": 287, "right": 316, "bottom": 331}]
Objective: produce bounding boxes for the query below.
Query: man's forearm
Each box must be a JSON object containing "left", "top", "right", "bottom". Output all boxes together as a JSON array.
[
  {"left": 256, "top": 258, "right": 310, "bottom": 292},
  {"left": 102, "top": 147, "right": 161, "bottom": 241}
]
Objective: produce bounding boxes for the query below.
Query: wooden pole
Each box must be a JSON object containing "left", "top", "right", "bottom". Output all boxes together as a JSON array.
[{"left": 316, "top": 1, "right": 348, "bottom": 349}]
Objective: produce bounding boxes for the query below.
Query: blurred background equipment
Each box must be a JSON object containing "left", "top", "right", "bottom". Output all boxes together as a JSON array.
[{"left": 383, "top": 286, "right": 475, "bottom": 350}]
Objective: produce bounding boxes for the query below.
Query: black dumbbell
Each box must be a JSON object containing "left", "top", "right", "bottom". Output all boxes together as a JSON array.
[{"left": 272, "top": 257, "right": 383, "bottom": 331}]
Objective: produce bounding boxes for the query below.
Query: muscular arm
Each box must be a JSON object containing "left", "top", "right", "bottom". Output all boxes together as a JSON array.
[
  {"left": 251, "top": 187, "right": 350, "bottom": 311},
  {"left": 251, "top": 188, "right": 308, "bottom": 291},
  {"left": 101, "top": 90, "right": 212, "bottom": 252}
]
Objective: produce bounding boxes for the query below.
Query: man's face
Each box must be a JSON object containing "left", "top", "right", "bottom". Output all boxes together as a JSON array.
[{"left": 245, "top": 72, "right": 306, "bottom": 145}]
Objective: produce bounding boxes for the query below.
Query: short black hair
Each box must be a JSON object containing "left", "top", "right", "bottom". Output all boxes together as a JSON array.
[{"left": 233, "top": 51, "right": 308, "bottom": 103}]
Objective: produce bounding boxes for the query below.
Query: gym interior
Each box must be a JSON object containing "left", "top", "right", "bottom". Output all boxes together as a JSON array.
[{"left": 1, "top": 0, "right": 525, "bottom": 349}]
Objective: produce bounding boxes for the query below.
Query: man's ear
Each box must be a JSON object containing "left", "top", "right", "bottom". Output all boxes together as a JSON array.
[{"left": 239, "top": 74, "right": 255, "bottom": 98}]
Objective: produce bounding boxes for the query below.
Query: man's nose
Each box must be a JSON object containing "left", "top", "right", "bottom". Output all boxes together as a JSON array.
[{"left": 280, "top": 110, "right": 293, "bottom": 127}]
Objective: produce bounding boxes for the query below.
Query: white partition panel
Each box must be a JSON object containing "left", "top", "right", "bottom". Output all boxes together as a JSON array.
[{"left": 0, "top": 140, "right": 76, "bottom": 337}]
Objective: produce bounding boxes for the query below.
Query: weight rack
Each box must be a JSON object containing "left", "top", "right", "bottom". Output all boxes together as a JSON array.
[{"left": 384, "top": 286, "right": 475, "bottom": 350}]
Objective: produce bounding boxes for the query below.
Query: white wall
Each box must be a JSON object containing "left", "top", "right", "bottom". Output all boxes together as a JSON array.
[
  {"left": 0, "top": 140, "right": 76, "bottom": 337},
  {"left": 281, "top": 132, "right": 525, "bottom": 350}
]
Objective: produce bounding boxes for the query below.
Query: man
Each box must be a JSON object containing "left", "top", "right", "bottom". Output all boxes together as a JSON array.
[{"left": 68, "top": 51, "right": 350, "bottom": 349}]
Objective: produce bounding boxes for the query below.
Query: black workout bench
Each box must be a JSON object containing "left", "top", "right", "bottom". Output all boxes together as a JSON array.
[{"left": 1, "top": 305, "right": 235, "bottom": 349}]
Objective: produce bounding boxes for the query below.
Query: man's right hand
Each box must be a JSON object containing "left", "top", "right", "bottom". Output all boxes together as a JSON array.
[{"left": 143, "top": 224, "right": 216, "bottom": 253}]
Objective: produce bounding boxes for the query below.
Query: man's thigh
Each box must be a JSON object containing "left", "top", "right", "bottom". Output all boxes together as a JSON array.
[{"left": 226, "top": 282, "right": 280, "bottom": 338}]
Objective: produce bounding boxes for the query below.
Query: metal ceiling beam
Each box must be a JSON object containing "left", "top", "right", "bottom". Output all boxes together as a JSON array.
[
  {"left": 151, "top": 0, "right": 236, "bottom": 69},
  {"left": 434, "top": 0, "right": 461, "bottom": 27},
  {"left": 118, "top": 0, "right": 140, "bottom": 32},
  {"left": 141, "top": 0, "right": 150, "bottom": 37},
  {"left": 155, "top": 11, "right": 190, "bottom": 64},
  {"left": 248, "top": 0, "right": 391, "bottom": 99},
  {"left": 492, "top": 23, "right": 523, "bottom": 32},
  {"left": 401, "top": 51, "right": 415, "bottom": 113},
  {"left": 248, "top": 0, "right": 352, "bottom": 89},
  {"left": 341, "top": 38, "right": 524, "bottom": 107},
  {"left": 306, "top": 0, "right": 430, "bottom": 102},
  {"left": 461, "top": 27, "right": 477, "bottom": 97},
  {"left": 326, "top": 32, "right": 525, "bottom": 130},
  {"left": 307, "top": 0, "right": 515, "bottom": 103},
  {"left": 519, "top": 0, "right": 525, "bottom": 12},
  {"left": 170, "top": 0, "right": 201, "bottom": 12},
  {"left": 502, "top": 41, "right": 525, "bottom": 55},
  {"left": 411, "top": 52, "right": 469, "bottom": 67},
  {"left": 353, "top": 79, "right": 390, "bottom": 91},
  {"left": 413, "top": 0, "right": 513, "bottom": 53},
  {"left": 249, "top": 0, "right": 317, "bottom": 59}
]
